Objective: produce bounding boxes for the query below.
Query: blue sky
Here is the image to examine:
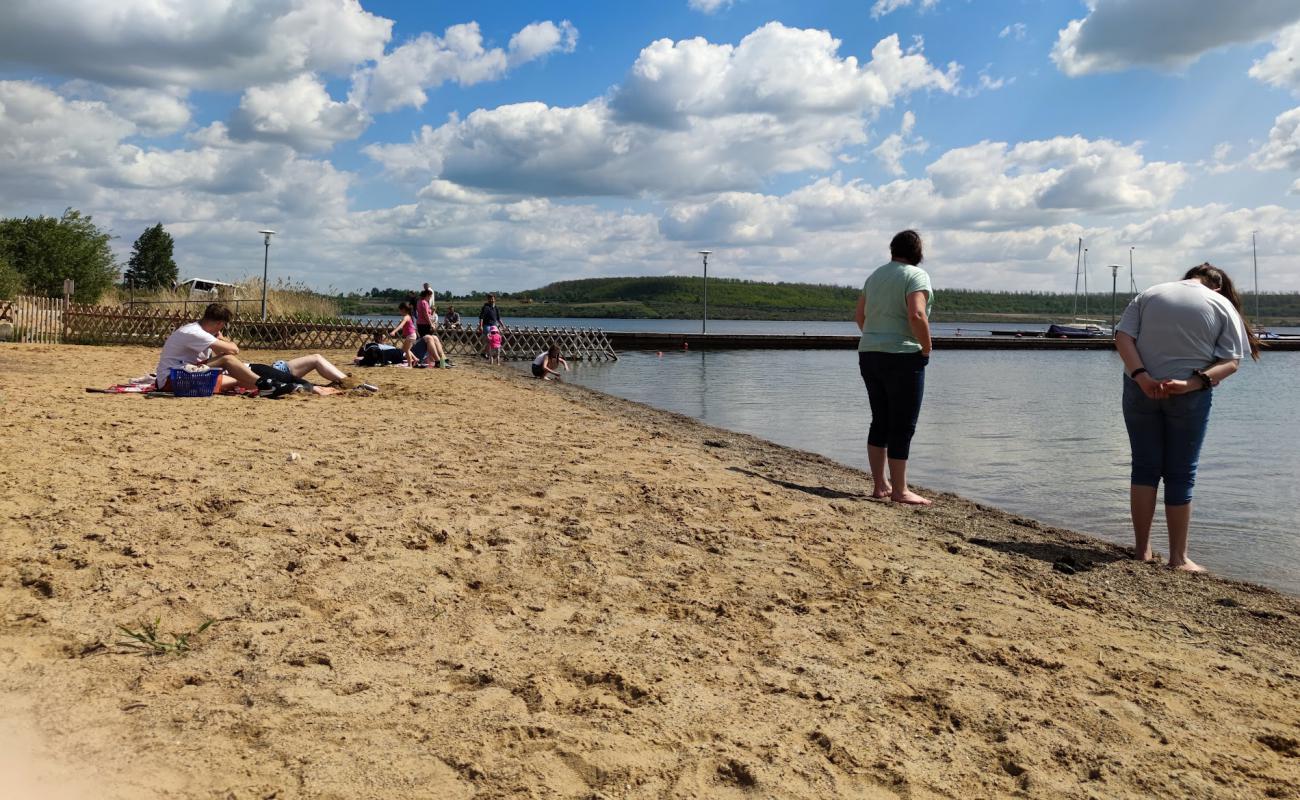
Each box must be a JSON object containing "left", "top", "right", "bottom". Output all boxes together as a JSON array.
[{"left": 2, "top": 0, "right": 1300, "bottom": 294}]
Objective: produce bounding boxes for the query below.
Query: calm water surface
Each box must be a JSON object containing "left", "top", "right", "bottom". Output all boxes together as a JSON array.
[{"left": 521, "top": 342, "right": 1300, "bottom": 595}]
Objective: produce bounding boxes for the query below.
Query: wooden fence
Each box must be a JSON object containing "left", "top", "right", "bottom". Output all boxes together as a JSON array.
[
  {"left": 0, "top": 295, "right": 67, "bottom": 344},
  {"left": 56, "top": 303, "right": 617, "bottom": 361}
]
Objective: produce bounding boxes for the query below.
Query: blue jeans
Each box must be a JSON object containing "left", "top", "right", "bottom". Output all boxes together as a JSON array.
[
  {"left": 859, "top": 351, "right": 928, "bottom": 461},
  {"left": 1121, "top": 375, "right": 1213, "bottom": 506}
]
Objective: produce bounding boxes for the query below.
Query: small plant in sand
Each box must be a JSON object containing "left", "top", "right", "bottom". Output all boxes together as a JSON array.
[{"left": 116, "top": 617, "right": 215, "bottom": 655}]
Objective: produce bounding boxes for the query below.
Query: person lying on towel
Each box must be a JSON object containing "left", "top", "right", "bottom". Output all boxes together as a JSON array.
[{"left": 356, "top": 332, "right": 408, "bottom": 366}]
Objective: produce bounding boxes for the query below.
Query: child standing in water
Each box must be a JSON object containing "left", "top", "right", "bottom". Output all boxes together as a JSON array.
[
  {"left": 389, "top": 302, "right": 420, "bottom": 367},
  {"left": 486, "top": 325, "right": 504, "bottom": 365}
]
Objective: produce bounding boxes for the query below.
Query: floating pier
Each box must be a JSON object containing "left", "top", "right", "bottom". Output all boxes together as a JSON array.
[{"left": 604, "top": 332, "right": 1300, "bottom": 352}]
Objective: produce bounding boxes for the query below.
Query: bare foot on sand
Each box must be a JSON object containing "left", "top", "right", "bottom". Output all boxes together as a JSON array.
[
  {"left": 871, "top": 483, "right": 892, "bottom": 499},
  {"left": 891, "top": 491, "right": 932, "bottom": 506},
  {"left": 1134, "top": 549, "right": 1161, "bottom": 563},
  {"left": 1169, "top": 559, "right": 1206, "bottom": 573}
]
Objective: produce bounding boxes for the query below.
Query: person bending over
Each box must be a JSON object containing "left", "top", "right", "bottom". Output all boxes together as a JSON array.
[
  {"left": 1115, "top": 262, "right": 1259, "bottom": 572},
  {"left": 155, "top": 303, "right": 258, "bottom": 392},
  {"left": 531, "top": 344, "right": 569, "bottom": 380}
]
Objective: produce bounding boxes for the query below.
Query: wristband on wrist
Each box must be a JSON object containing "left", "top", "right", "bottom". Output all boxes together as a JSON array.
[{"left": 1129, "top": 367, "right": 1148, "bottom": 379}]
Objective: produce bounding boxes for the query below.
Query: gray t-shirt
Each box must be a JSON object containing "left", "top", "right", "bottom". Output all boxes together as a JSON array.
[{"left": 1116, "top": 279, "right": 1249, "bottom": 380}]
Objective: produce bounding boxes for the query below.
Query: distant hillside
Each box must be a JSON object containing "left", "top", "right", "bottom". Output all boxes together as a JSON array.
[
  {"left": 494, "top": 277, "right": 1300, "bottom": 323},
  {"left": 341, "top": 276, "right": 1300, "bottom": 324},
  {"left": 517, "top": 276, "right": 858, "bottom": 320}
]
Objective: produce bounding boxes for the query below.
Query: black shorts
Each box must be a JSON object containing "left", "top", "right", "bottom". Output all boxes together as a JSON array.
[
  {"left": 531, "top": 363, "right": 545, "bottom": 378},
  {"left": 416, "top": 323, "right": 433, "bottom": 338}
]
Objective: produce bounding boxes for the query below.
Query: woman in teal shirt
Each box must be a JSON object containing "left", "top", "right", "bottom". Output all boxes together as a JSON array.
[{"left": 853, "top": 230, "right": 933, "bottom": 505}]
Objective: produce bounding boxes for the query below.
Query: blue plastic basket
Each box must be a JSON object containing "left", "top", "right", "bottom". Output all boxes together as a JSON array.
[{"left": 168, "top": 367, "right": 221, "bottom": 397}]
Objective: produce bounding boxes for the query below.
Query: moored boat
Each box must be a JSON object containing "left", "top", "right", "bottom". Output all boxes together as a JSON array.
[{"left": 1045, "top": 322, "right": 1110, "bottom": 338}]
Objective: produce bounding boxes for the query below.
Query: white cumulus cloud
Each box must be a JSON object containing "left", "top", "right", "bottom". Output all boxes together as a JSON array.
[
  {"left": 870, "top": 0, "right": 939, "bottom": 20},
  {"left": 1249, "top": 106, "right": 1300, "bottom": 172},
  {"left": 0, "top": 0, "right": 393, "bottom": 90},
  {"left": 1052, "top": 0, "right": 1300, "bottom": 76},
  {"left": 351, "top": 20, "right": 578, "bottom": 113},
  {"left": 229, "top": 74, "right": 369, "bottom": 151},
  {"left": 872, "top": 111, "right": 927, "bottom": 176},
  {"left": 367, "top": 25, "right": 960, "bottom": 198},
  {"left": 1250, "top": 22, "right": 1300, "bottom": 94},
  {"left": 688, "top": 0, "right": 734, "bottom": 14}
]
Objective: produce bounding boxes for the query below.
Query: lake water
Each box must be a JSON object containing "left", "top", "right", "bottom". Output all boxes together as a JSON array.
[{"left": 494, "top": 320, "right": 1300, "bottom": 596}]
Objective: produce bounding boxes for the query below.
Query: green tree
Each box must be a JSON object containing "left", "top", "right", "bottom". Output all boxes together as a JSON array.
[
  {"left": 0, "top": 209, "right": 117, "bottom": 302},
  {"left": 122, "top": 223, "right": 179, "bottom": 292},
  {"left": 0, "top": 256, "right": 21, "bottom": 300}
]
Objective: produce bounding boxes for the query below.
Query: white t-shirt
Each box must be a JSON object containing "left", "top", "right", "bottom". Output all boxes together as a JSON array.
[
  {"left": 1116, "top": 279, "right": 1249, "bottom": 380},
  {"left": 156, "top": 322, "right": 217, "bottom": 386}
]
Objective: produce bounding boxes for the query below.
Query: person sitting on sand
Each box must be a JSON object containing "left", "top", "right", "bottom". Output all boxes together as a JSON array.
[
  {"left": 155, "top": 303, "right": 259, "bottom": 392},
  {"left": 1115, "top": 262, "right": 1259, "bottom": 572},
  {"left": 415, "top": 332, "right": 452, "bottom": 368},
  {"left": 531, "top": 344, "right": 568, "bottom": 380},
  {"left": 444, "top": 306, "right": 460, "bottom": 329}
]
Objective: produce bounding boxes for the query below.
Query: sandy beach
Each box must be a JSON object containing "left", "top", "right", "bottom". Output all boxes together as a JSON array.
[{"left": 1, "top": 343, "right": 1298, "bottom": 799}]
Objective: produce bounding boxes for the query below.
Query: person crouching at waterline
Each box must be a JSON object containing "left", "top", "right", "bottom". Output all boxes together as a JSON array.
[
  {"left": 854, "top": 229, "right": 933, "bottom": 506},
  {"left": 1115, "top": 263, "right": 1260, "bottom": 572},
  {"left": 532, "top": 344, "right": 569, "bottom": 380}
]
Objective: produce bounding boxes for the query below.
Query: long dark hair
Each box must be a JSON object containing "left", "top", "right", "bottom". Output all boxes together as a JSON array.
[{"left": 1184, "top": 263, "right": 1261, "bottom": 361}]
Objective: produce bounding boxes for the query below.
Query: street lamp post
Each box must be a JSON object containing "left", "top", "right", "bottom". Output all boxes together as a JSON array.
[
  {"left": 1128, "top": 246, "right": 1136, "bottom": 294},
  {"left": 1108, "top": 265, "right": 1120, "bottom": 332},
  {"left": 698, "top": 250, "right": 712, "bottom": 334},
  {"left": 258, "top": 229, "right": 276, "bottom": 321}
]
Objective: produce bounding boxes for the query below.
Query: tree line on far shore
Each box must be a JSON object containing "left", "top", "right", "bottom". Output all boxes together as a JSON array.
[{"left": 353, "top": 277, "right": 1300, "bottom": 324}]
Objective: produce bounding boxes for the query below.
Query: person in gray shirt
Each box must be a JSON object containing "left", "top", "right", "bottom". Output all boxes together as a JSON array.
[{"left": 1114, "top": 263, "right": 1261, "bottom": 573}]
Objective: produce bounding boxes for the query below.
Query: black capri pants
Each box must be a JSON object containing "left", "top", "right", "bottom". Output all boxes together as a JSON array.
[{"left": 859, "top": 351, "right": 928, "bottom": 461}]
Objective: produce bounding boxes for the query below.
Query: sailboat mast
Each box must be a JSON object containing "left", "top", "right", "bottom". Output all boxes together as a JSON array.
[
  {"left": 1253, "top": 231, "right": 1260, "bottom": 321},
  {"left": 1083, "top": 247, "right": 1089, "bottom": 315},
  {"left": 1073, "top": 238, "right": 1082, "bottom": 317}
]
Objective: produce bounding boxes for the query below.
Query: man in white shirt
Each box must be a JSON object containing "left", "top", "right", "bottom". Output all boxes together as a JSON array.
[{"left": 155, "top": 303, "right": 259, "bottom": 391}]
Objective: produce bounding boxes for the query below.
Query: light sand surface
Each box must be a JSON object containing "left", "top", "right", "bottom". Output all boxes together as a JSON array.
[{"left": 1, "top": 344, "right": 1298, "bottom": 799}]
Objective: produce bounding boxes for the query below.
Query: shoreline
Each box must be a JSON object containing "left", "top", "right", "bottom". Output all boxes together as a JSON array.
[{"left": 2, "top": 344, "right": 1298, "bottom": 798}]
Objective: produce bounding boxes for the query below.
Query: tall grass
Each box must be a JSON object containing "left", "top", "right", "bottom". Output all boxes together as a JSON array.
[{"left": 102, "top": 277, "right": 341, "bottom": 319}]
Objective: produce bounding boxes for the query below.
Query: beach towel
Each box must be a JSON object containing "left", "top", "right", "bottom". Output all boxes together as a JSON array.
[{"left": 87, "top": 374, "right": 163, "bottom": 393}]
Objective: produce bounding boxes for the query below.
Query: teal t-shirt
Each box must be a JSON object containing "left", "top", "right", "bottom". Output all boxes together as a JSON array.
[{"left": 858, "top": 261, "right": 933, "bottom": 353}]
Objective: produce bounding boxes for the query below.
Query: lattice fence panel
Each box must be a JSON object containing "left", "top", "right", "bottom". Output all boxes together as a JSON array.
[{"left": 60, "top": 306, "right": 617, "bottom": 361}]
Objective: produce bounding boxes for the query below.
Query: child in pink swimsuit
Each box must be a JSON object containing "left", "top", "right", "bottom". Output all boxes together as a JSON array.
[
  {"left": 486, "top": 325, "right": 503, "bottom": 365},
  {"left": 388, "top": 302, "right": 419, "bottom": 367}
]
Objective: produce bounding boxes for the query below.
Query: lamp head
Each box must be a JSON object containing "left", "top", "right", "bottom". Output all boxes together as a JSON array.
[
  {"left": 698, "top": 249, "right": 712, "bottom": 256},
  {"left": 259, "top": 229, "right": 277, "bottom": 244}
]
